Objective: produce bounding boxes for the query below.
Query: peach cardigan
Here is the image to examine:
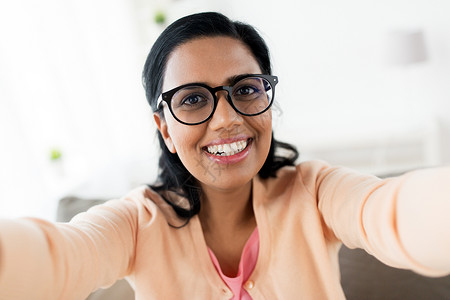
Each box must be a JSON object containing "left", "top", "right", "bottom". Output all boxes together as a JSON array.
[{"left": 1, "top": 160, "right": 449, "bottom": 299}]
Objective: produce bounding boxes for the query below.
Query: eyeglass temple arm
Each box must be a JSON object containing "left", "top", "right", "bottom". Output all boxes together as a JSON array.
[{"left": 156, "top": 95, "right": 163, "bottom": 109}]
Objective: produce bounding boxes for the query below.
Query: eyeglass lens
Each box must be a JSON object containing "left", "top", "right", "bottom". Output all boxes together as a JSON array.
[{"left": 170, "top": 76, "right": 273, "bottom": 124}]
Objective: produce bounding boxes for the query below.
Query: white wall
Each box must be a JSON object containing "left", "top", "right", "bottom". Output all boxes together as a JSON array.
[
  {"left": 221, "top": 0, "right": 450, "bottom": 172},
  {"left": 0, "top": 0, "right": 158, "bottom": 219},
  {"left": 224, "top": 2, "right": 448, "bottom": 138}
]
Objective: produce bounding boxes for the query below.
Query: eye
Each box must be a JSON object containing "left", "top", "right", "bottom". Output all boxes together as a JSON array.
[
  {"left": 176, "top": 93, "right": 211, "bottom": 111},
  {"left": 181, "top": 94, "right": 205, "bottom": 106},
  {"left": 235, "top": 85, "right": 257, "bottom": 96},
  {"left": 172, "top": 86, "right": 212, "bottom": 111}
]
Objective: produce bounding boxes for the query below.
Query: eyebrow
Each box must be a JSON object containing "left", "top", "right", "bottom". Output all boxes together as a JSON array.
[
  {"left": 225, "top": 73, "right": 253, "bottom": 85},
  {"left": 188, "top": 73, "right": 257, "bottom": 87}
]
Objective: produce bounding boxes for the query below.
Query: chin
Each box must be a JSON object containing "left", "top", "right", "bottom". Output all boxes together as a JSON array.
[{"left": 198, "top": 168, "right": 258, "bottom": 191}]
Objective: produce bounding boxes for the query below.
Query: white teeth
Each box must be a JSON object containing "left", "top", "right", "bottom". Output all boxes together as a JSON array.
[
  {"left": 223, "top": 144, "right": 231, "bottom": 153},
  {"left": 206, "top": 140, "right": 248, "bottom": 156}
]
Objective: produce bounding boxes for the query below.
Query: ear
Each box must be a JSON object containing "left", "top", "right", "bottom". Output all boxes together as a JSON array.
[{"left": 153, "top": 112, "right": 176, "bottom": 153}]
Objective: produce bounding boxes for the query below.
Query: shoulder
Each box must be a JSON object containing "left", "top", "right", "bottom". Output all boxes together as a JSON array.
[
  {"left": 120, "top": 185, "right": 187, "bottom": 227},
  {"left": 295, "top": 160, "right": 381, "bottom": 196},
  {"left": 69, "top": 186, "right": 182, "bottom": 228},
  {"left": 257, "top": 160, "right": 378, "bottom": 200}
]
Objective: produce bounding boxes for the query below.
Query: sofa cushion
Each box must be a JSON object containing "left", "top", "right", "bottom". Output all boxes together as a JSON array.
[{"left": 339, "top": 246, "right": 450, "bottom": 299}]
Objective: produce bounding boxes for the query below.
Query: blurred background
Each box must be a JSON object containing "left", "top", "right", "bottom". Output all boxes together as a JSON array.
[{"left": 1, "top": 0, "right": 449, "bottom": 220}]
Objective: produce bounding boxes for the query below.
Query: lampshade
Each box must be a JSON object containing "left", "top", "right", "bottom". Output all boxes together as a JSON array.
[{"left": 385, "top": 29, "right": 428, "bottom": 65}]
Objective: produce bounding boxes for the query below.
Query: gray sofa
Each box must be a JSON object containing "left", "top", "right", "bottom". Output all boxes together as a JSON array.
[{"left": 57, "top": 196, "right": 450, "bottom": 300}]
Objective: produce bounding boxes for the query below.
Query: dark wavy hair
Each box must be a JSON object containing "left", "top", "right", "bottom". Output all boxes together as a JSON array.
[{"left": 142, "top": 12, "right": 298, "bottom": 221}]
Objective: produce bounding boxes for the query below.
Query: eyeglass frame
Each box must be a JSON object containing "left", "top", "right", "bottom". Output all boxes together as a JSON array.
[{"left": 156, "top": 74, "right": 278, "bottom": 125}]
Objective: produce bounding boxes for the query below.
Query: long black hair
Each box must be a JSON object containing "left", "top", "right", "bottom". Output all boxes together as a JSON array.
[{"left": 142, "top": 12, "right": 298, "bottom": 220}]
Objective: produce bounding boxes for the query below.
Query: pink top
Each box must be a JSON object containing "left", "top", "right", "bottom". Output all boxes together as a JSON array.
[{"left": 208, "top": 228, "right": 259, "bottom": 300}]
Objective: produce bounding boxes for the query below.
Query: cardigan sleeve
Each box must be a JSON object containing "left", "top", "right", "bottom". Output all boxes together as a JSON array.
[
  {"left": 0, "top": 193, "right": 144, "bottom": 300},
  {"left": 299, "top": 160, "right": 450, "bottom": 277}
]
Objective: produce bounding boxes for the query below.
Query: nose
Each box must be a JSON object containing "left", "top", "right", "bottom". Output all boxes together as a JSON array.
[{"left": 208, "top": 91, "right": 243, "bottom": 130}]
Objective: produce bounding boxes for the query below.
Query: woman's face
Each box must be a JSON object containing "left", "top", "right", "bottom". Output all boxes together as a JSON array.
[{"left": 154, "top": 36, "right": 272, "bottom": 192}]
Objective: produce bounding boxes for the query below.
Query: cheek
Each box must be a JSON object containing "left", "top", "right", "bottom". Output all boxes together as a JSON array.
[
  {"left": 170, "top": 130, "right": 192, "bottom": 153},
  {"left": 245, "top": 111, "right": 272, "bottom": 159},
  {"left": 252, "top": 110, "right": 272, "bottom": 139},
  {"left": 167, "top": 120, "right": 204, "bottom": 154},
  {"left": 257, "top": 113, "right": 273, "bottom": 157}
]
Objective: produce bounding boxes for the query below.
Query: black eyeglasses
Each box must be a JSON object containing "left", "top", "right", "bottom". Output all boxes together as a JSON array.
[{"left": 156, "top": 74, "right": 278, "bottom": 125}]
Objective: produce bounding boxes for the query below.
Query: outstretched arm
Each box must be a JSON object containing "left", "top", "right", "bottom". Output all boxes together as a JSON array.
[
  {"left": 0, "top": 197, "right": 139, "bottom": 300},
  {"left": 303, "top": 161, "right": 450, "bottom": 277},
  {"left": 393, "top": 167, "right": 450, "bottom": 274}
]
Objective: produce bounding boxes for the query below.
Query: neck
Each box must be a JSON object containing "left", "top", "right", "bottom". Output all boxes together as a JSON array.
[{"left": 198, "top": 180, "right": 255, "bottom": 235}]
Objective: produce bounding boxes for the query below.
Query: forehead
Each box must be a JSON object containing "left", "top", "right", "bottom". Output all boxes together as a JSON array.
[{"left": 162, "top": 36, "right": 262, "bottom": 91}]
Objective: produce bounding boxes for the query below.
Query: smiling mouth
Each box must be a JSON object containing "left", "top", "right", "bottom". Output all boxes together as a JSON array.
[{"left": 204, "top": 139, "right": 251, "bottom": 156}]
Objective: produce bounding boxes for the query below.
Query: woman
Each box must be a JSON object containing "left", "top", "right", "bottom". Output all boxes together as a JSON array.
[{"left": 0, "top": 12, "right": 449, "bottom": 300}]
